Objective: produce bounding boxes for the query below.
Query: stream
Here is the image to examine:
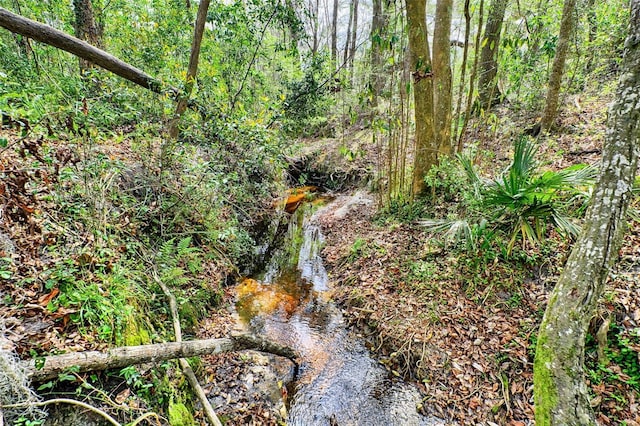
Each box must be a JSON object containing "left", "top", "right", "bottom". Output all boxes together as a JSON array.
[{"left": 234, "top": 195, "right": 440, "bottom": 426}]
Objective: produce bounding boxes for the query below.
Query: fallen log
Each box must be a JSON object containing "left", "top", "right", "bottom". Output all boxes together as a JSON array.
[
  {"left": 0, "top": 7, "right": 165, "bottom": 94},
  {"left": 24, "top": 333, "right": 298, "bottom": 382}
]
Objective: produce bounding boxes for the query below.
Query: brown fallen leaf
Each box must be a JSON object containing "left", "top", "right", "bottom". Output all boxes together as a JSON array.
[{"left": 38, "top": 288, "right": 59, "bottom": 306}]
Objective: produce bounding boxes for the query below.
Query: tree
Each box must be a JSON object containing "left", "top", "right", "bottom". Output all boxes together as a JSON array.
[
  {"left": 534, "top": 0, "right": 640, "bottom": 423},
  {"left": 370, "top": 0, "right": 388, "bottom": 107},
  {"left": 348, "top": 0, "right": 359, "bottom": 77},
  {"left": 476, "top": 0, "right": 508, "bottom": 111},
  {"left": 0, "top": 7, "right": 165, "bottom": 93},
  {"left": 406, "top": 0, "right": 436, "bottom": 196},
  {"left": 331, "top": 0, "right": 338, "bottom": 66},
  {"left": 344, "top": 0, "right": 354, "bottom": 64},
  {"left": 168, "top": 0, "right": 211, "bottom": 139},
  {"left": 536, "top": 0, "right": 577, "bottom": 134},
  {"left": 72, "top": 0, "right": 103, "bottom": 72},
  {"left": 432, "top": 0, "right": 454, "bottom": 155}
]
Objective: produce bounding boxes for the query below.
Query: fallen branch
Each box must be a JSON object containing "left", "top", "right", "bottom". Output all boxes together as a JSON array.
[
  {"left": 1, "top": 398, "right": 162, "bottom": 426},
  {"left": 0, "top": 7, "right": 167, "bottom": 94},
  {"left": 2, "top": 398, "right": 120, "bottom": 426},
  {"left": 24, "top": 334, "right": 297, "bottom": 383}
]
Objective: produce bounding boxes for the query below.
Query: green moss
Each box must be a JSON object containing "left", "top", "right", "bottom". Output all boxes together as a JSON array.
[
  {"left": 168, "top": 399, "right": 195, "bottom": 426},
  {"left": 123, "top": 312, "right": 151, "bottom": 346},
  {"left": 533, "top": 332, "right": 559, "bottom": 426}
]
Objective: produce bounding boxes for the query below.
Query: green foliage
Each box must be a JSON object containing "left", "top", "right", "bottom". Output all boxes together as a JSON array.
[
  {"left": 375, "top": 197, "right": 427, "bottom": 223},
  {"left": 282, "top": 52, "right": 334, "bottom": 135},
  {"left": 422, "top": 137, "right": 595, "bottom": 255},
  {"left": 603, "top": 324, "right": 640, "bottom": 391},
  {"left": 348, "top": 237, "right": 367, "bottom": 261}
]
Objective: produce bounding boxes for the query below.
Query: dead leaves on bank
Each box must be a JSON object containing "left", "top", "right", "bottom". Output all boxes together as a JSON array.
[{"left": 316, "top": 191, "right": 639, "bottom": 425}]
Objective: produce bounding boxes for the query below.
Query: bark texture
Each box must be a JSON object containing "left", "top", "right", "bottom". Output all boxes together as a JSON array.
[
  {"left": 25, "top": 334, "right": 298, "bottom": 382},
  {"left": 406, "top": 0, "right": 436, "bottom": 196},
  {"left": 331, "top": 0, "right": 338, "bottom": 66},
  {"left": 433, "top": 0, "right": 454, "bottom": 155},
  {"left": 0, "top": 7, "right": 164, "bottom": 93},
  {"left": 348, "top": 0, "right": 359, "bottom": 76},
  {"left": 538, "top": 0, "right": 577, "bottom": 134},
  {"left": 534, "top": 1, "right": 640, "bottom": 423},
  {"left": 73, "top": 0, "right": 103, "bottom": 72},
  {"left": 476, "top": 0, "right": 508, "bottom": 111}
]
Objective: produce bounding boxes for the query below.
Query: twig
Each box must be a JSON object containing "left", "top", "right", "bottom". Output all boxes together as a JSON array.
[
  {"left": 230, "top": 6, "right": 279, "bottom": 111},
  {"left": 129, "top": 411, "right": 162, "bottom": 426},
  {"left": 1, "top": 398, "right": 120, "bottom": 426},
  {"left": 151, "top": 271, "right": 223, "bottom": 426}
]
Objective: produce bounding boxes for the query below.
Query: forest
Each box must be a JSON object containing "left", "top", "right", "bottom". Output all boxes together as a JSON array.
[{"left": 0, "top": 0, "right": 639, "bottom": 425}]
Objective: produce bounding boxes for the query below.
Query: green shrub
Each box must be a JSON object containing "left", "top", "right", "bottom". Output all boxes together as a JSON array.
[{"left": 421, "top": 137, "right": 596, "bottom": 255}]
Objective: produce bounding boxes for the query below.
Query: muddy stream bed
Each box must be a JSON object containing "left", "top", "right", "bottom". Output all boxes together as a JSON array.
[{"left": 230, "top": 194, "right": 439, "bottom": 426}]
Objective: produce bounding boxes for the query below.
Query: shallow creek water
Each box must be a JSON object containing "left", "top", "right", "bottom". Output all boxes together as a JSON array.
[{"left": 234, "top": 197, "right": 439, "bottom": 426}]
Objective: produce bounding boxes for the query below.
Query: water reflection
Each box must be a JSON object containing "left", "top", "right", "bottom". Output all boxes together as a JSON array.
[{"left": 234, "top": 200, "right": 439, "bottom": 426}]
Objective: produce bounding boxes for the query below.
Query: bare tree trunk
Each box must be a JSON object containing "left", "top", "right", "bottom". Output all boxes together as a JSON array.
[
  {"left": 349, "top": 0, "right": 359, "bottom": 77},
  {"left": 168, "top": 0, "right": 211, "bottom": 140},
  {"left": 406, "top": 0, "right": 436, "bottom": 196},
  {"left": 73, "top": 0, "right": 103, "bottom": 73},
  {"left": 534, "top": 1, "right": 640, "bottom": 423},
  {"left": 370, "top": 0, "right": 387, "bottom": 107},
  {"left": 312, "top": 0, "right": 320, "bottom": 56},
  {"left": 0, "top": 7, "right": 165, "bottom": 93},
  {"left": 537, "top": 0, "right": 577, "bottom": 134},
  {"left": 584, "top": 0, "right": 598, "bottom": 74},
  {"left": 25, "top": 334, "right": 298, "bottom": 382},
  {"left": 454, "top": 0, "right": 471, "bottom": 151},
  {"left": 343, "top": 0, "right": 353, "bottom": 64},
  {"left": 476, "top": 0, "right": 508, "bottom": 111},
  {"left": 433, "top": 0, "right": 454, "bottom": 155},
  {"left": 331, "top": 0, "right": 338, "bottom": 67},
  {"left": 457, "top": 0, "right": 484, "bottom": 150}
]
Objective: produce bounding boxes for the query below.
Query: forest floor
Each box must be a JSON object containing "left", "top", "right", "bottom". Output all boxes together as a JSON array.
[
  {"left": 1, "top": 90, "right": 640, "bottom": 426},
  {"left": 305, "top": 93, "right": 640, "bottom": 425}
]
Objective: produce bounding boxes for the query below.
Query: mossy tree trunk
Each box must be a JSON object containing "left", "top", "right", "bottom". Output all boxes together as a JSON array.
[
  {"left": 476, "top": 0, "right": 508, "bottom": 111},
  {"left": 406, "top": 0, "right": 436, "bottom": 196},
  {"left": 537, "top": 0, "right": 577, "bottom": 134},
  {"left": 534, "top": 1, "right": 640, "bottom": 423},
  {"left": 73, "top": 0, "right": 103, "bottom": 72}
]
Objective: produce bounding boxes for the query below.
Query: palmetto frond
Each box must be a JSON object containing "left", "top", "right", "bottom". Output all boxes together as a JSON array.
[{"left": 420, "top": 136, "right": 595, "bottom": 256}]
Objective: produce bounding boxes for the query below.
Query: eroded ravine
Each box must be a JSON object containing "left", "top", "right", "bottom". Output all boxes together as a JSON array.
[{"left": 233, "top": 193, "right": 440, "bottom": 426}]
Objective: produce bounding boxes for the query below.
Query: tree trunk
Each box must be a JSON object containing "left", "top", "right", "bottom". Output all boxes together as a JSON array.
[
  {"left": 454, "top": 0, "right": 471, "bottom": 151},
  {"left": 433, "top": 0, "right": 454, "bottom": 155},
  {"left": 343, "top": 0, "right": 353, "bottom": 65},
  {"left": 534, "top": 1, "right": 640, "bottom": 423},
  {"left": 584, "top": 0, "right": 598, "bottom": 75},
  {"left": 311, "top": 0, "right": 319, "bottom": 57},
  {"left": 73, "top": 0, "right": 103, "bottom": 73},
  {"left": 370, "top": 0, "right": 387, "bottom": 107},
  {"left": 406, "top": 0, "right": 436, "bottom": 196},
  {"left": 457, "top": 0, "right": 484, "bottom": 151},
  {"left": 349, "top": 0, "right": 359, "bottom": 76},
  {"left": 0, "top": 7, "right": 165, "bottom": 94},
  {"left": 537, "top": 0, "right": 577, "bottom": 134},
  {"left": 25, "top": 334, "right": 298, "bottom": 382},
  {"left": 476, "top": 0, "right": 508, "bottom": 111},
  {"left": 168, "top": 0, "right": 211, "bottom": 140},
  {"left": 331, "top": 0, "right": 338, "bottom": 67}
]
